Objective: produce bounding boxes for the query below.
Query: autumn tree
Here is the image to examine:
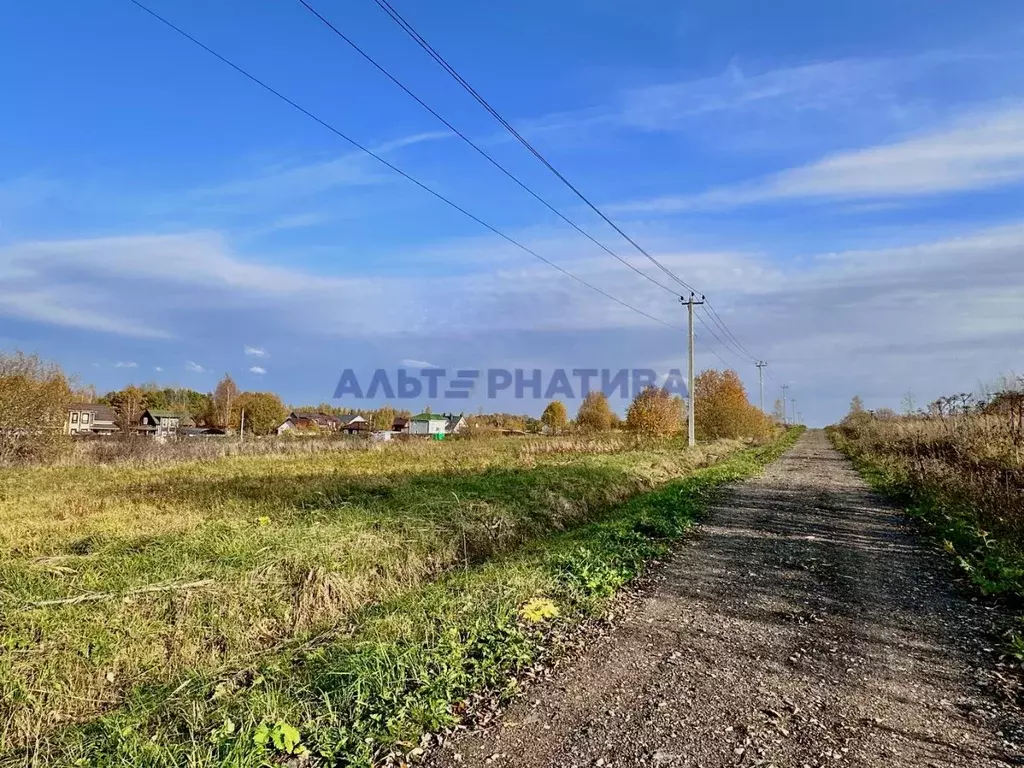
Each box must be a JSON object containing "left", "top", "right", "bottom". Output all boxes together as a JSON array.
[
  {"left": 212, "top": 374, "right": 240, "bottom": 428},
  {"left": 541, "top": 400, "right": 568, "bottom": 434},
  {"left": 626, "top": 386, "right": 681, "bottom": 437},
  {"left": 575, "top": 391, "right": 613, "bottom": 432},
  {"left": 235, "top": 391, "right": 287, "bottom": 435},
  {"left": 110, "top": 385, "right": 147, "bottom": 432},
  {"left": 371, "top": 405, "right": 397, "bottom": 431},
  {"left": 848, "top": 395, "right": 865, "bottom": 416},
  {"left": 693, "top": 369, "right": 772, "bottom": 440},
  {"left": 0, "top": 351, "right": 73, "bottom": 462}
]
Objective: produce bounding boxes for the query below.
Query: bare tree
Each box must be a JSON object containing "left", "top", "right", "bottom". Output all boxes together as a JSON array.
[{"left": 212, "top": 374, "right": 240, "bottom": 429}]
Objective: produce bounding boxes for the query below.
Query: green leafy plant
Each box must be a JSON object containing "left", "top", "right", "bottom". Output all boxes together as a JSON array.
[{"left": 253, "top": 720, "right": 305, "bottom": 756}]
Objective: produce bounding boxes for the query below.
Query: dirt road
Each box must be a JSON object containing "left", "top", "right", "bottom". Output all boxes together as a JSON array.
[{"left": 429, "top": 430, "right": 1022, "bottom": 767}]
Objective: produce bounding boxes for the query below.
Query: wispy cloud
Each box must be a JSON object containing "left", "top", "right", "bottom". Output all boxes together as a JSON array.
[
  {"left": 400, "top": 358, "right": 437, "bottom": 368},
  {"left": 185, "top": 361, "right": 204, "bottom": 373},
  {"left": 244, "top": 345, "right": 268, "bottom": 358},
  {"left": 248, "top": 366, "right": 267, "bottom": 375},
  {"left": 154, "top": 366, "right": 163, "bottom": 372},
  {"left": 613, "top": 105, "right": 1024, "bottom": 213},
  {"left": 114, "top": 361, "right": 138, "bottom": 368},
  {"left": 190, "top": 130, "right": 452, "bottom": 212},
  {"left": 0, "top": 229, "right": 678, "bottom": 340}
]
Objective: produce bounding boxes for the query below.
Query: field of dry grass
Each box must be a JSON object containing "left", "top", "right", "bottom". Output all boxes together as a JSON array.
[{"left": 0, "top": 432, "right": 752, "bottom": 760}]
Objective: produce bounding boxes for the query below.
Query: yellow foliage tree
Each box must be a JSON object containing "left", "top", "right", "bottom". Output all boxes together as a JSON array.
[
  {"left": 576, "top": 391, "right": 613, "bottom": 431},
  {"left": 235, "top": 391, "right": 288, "bottom": 435},
  {"left": 693, "top": 369, "right": 773, "bottom": 440},
  {"left": 626, "top": 386, "right": 681, "bottom": 437},
  {"left": 541, "top": 400, "right": 568, "bottom": 434},
  {"left": 0, "top": 351, "right": 72, "bottom": 462}
]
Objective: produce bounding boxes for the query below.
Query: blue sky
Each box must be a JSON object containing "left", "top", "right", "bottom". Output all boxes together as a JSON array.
[{"left": 2, "top": 0, "right": 1023, "bottom": 425}]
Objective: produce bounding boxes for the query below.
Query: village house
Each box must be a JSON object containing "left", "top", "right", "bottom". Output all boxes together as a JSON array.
[
  {"left": 340, "top": 414, "right": 369, "bottom": 435},
  {"left": 275, "top": 411, "right": 368, "bottom": 436},
  {"left": 409, "top": 412, "right": 467, "bottom": 436},
  {"left": 65, "top": 403, "right": 118, "bottom": 436},
  {"left": 137, "top": 409, "right": 195, "bottom": 438}
]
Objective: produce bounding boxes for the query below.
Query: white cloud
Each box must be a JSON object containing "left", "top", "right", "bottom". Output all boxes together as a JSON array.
[
  {"left": 244, "top": 345, "right": 268, "bottom": 358},
  {"left": 0, "top": 229, "right": 681, "bottom": 340},
  {"left": 400, "top": 359, "right": 437, "bottom": 368},
  {"left": 614, "top": 105, "right": 1024, "bottom": 213},
  {"left": 185, "top": 361, "right": 204, "bottom": 373},
  {"left": 249, "top": 366, "right": 267, "bottom": 374},
  {"left": 154, "top": 366, "right": 163, "bottom": 372},
  {"left": 114, "top": 361, "right": 138, "bottom": 368}
]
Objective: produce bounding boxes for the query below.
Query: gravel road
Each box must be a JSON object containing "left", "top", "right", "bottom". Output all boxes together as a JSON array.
[{"left": 428, "top": 430, "right": 1023, "bottom": 768}]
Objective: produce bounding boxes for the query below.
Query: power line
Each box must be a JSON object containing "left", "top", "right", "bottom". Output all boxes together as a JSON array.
[
  {"left": 703, "top": 300, "right": 758, "bottom": 362},
  {"left": 368, "top": 0, "right": 772, "bottom": 372},
  {"left": 293, "top": 0, "right": 681, "bottom": 299},
  {"left": 697, "top": 306, "right": 757, "bottom": 365},
  {"left": 369, "top": 0, "right": 699, "bottom": 296},
  {"left": 126, "top": 0, "right": 681, "bottom": 332}
]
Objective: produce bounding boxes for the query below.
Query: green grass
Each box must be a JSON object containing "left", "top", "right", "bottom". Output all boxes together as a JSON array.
[{"left": 1, "top": 430, "right": 800, "bottom": 765}]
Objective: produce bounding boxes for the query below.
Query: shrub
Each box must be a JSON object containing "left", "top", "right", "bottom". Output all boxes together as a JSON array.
[
  {"left": 576, "top": 391, "right": 613, "bottom": 432},
  {"left": 626, "top": 386, "right": 681, "bottom": 436},
  {"left": 0, "top": 351, "right": 72, "bottom": 463},
  {"left": 693, "top": 369, "right": 773, "bottom": 440}
]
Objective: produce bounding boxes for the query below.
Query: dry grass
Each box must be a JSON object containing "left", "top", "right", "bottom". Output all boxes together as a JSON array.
[
  {"left": 832, "top": 412, "right": 1024, "bottom": 544},
  {"left": 51, "top": 433, "right": 368, "bottom": 467},
  {"left": 0, "top": 433, "right": 745, "bottom": 753}
]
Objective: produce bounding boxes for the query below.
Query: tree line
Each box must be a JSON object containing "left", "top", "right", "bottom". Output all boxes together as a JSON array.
[
  {"left": 0, "top": 349, "right": 774, "bottom": 462},
  {"left": 541, "top": 369, "right": 773, "bottom": 439}
]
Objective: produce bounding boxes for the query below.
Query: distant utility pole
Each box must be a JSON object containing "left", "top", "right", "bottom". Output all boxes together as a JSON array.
[
  {"left": 781, "top": 384, "right": 790, "bottom": 425},
  {"left": 756, "top": 361, "right": 768, "bottom": 413},
  {"left": 240, "top": 409, "right": 246, "bottom": 442},
  {"left": 791, "top": 399, "right": 797, "bottom": 425},
  {"left": 681, "top": 293, "right": 705, "bottom": 447}
]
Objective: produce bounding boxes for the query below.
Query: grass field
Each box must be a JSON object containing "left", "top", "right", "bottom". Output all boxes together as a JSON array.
[{"left": 0, "top": 430, "right": 798, "bottom": 765}]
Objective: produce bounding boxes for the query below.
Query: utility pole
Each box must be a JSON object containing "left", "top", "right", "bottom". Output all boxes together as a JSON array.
[
  {"left": 781, "top": 384, "right": 790, "bottom": 425},
  {"left": 240, "top": 408, "right": 245, "bottom": 442},
  {"left": 756, "top": 361, "right": 768, "bottom": 413},
  {"left": 791, "top": 399, "right": 797, "bottom": 426},
  {"left": 681, "top": 293, "right": 705, "bottom": 447}
]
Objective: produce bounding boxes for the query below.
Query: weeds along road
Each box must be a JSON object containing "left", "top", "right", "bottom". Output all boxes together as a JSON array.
[{"left": 429, "top": 429, "right": 1023, "bottom": 768}]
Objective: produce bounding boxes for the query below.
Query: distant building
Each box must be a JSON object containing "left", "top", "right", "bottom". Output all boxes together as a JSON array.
[
  {"left": 138, "top": 409, "right": 195, "bottom": 438},
  {"left": 446, "top": 414, "right": 468, "bottom": 434},
  {"left": 409, "top": 412, "right": 467, "bottom": 436},
  {"left": 275, "top": 411, "right": 369, "bottom": 435},
  {"left": 65, "top": 403, "right": 118, "bottom": 436},
  {"left": 339, "top": 414, "right": 368, "bottom": 435},
  {"left": 392, "top": 417, "right": 410, "bottom": 433}
]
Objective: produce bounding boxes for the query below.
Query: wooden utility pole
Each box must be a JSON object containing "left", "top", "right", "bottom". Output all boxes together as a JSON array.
[
  {"left": 756, "top": 361, "right": 768, "bottom": 413},
  {"left": 681, "top": 293, "right": 705, "bottom": 447},
  {"left": 781, "top": 384, "right": 790, "bottom": 425}
]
